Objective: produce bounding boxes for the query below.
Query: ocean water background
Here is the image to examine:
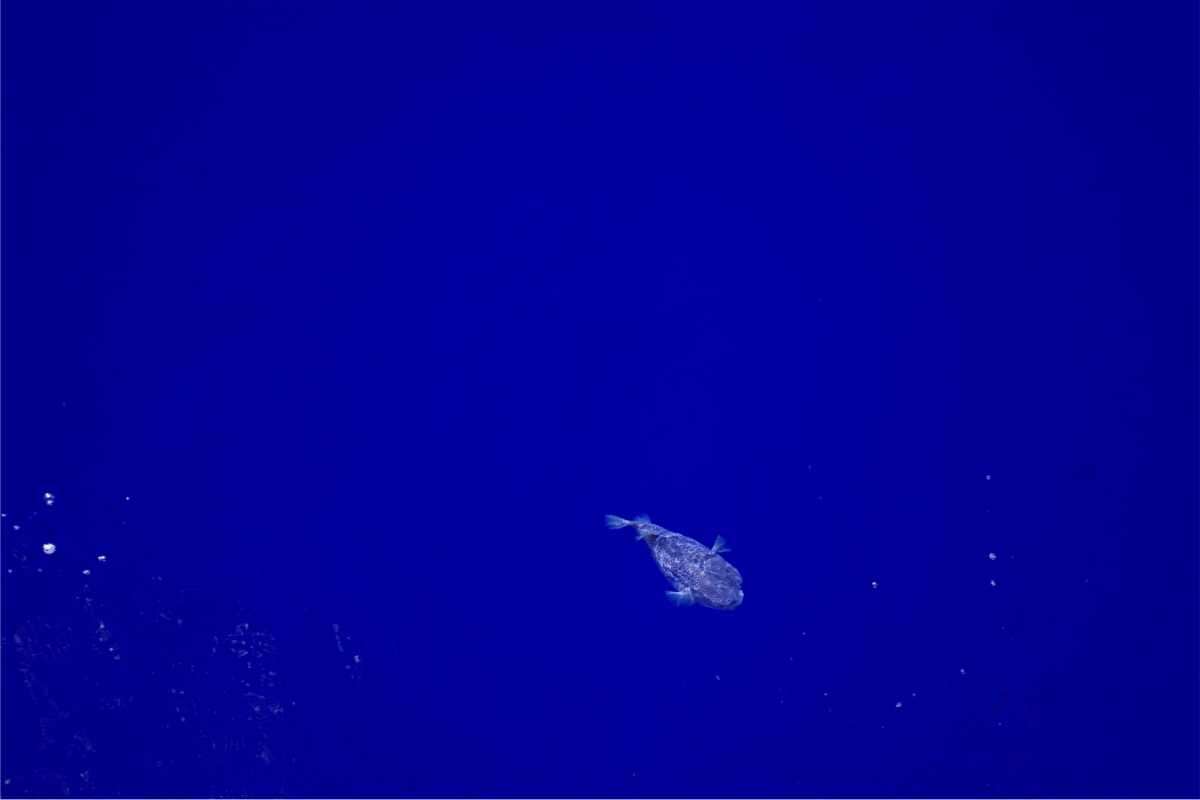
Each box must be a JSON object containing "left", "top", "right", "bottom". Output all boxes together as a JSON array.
[{"left": 3, "top": 3, "right": 1197, "bottom": 798}]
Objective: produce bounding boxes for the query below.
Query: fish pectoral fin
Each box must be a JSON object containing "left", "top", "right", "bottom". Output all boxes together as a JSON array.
[
  {"left": 666, "top": 588, "right": 696, "bottom": 606},
  {"left": 711, "top": 535, "right": 731, "bottom": 554}
]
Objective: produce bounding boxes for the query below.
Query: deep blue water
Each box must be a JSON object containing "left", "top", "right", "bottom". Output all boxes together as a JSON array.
[{"left": 3, "top": 3, "right": 1197, "bottom": 798}]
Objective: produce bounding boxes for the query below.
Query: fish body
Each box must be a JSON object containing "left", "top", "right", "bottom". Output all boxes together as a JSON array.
[{"left": 605, "top": 514, "right": 744, "bottom": 611}]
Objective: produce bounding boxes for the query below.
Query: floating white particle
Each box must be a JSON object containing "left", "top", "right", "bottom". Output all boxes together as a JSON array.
[
  {"left": 44, "top": 493, "right": 55, "bottom": 506},
  {"left": 97, "top": 555, "right": 107, "bottom": 562},
  {"left": 960, "top": 668, "right": 966, "bottom": 675},
  {"left": 990, "top": 580, "right": 997, "bottom": 587},
  {"left": 13, "top": 525, "right": 20, "bottom": 531},
  {"left": 895, "top": 702, "right": 902, "bottom": 708},
  {"left": 988, "top": 552, "right": 996, "bottom": 561},
  {"left": 985, "top": 474, "right": 992, "bottom": 481},
  {"left": 82, "top": 569, "right": 91, "bottom": 576},
  {"left": 871, "top": 581, "right": 878, "bottom": 589},
  {"left": 42, "top": 543, "right": 56, "bottom": 555},
  {"left": 125, "top": 496, "right": 130, "bottom": 501}
]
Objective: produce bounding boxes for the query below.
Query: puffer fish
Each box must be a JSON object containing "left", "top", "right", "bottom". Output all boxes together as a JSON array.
[{"left": 605, "top": 514, "right": 743, "bottom": 611}]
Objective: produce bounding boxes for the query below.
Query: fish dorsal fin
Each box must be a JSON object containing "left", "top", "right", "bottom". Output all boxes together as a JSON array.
[
  {"left": 711, "top": 535, "right": 730, "bottom": 554},
  {"left": 634, "top": 514, "right": 651, "bottom": 524}
]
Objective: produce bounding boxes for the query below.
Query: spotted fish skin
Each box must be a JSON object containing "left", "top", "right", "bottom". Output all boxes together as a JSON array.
[{"left": 605, "top": 514, "right": 744, "bottom": 611}]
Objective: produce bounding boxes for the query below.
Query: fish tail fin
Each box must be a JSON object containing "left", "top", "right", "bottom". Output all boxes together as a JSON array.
[{"left": 604, "top": 514, "right": 631, "bottom": 530}]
